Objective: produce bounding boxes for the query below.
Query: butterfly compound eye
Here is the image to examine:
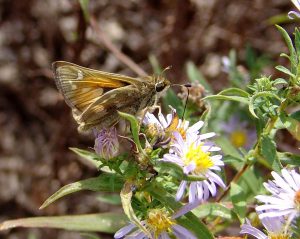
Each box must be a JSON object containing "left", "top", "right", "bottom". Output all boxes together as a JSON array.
[{"left": 155, "top": 82, "right": 166, "bottom": 92}]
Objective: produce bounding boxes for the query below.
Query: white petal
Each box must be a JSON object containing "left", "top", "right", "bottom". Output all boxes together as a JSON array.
[
  {"left": 158, "top": 113, "right": 168, "bottom": 128},
  {"left": 271, "top": 171, "right": 294, "bottom": 194},
  {"left": 199, "top": 132, "right": 216, "bottom": 140},
  {"left": 187, "top": 121, "right": 204, "bottom": 133},
  {"left": 281, "top": 169, "right": 298, "bottom": 191}
]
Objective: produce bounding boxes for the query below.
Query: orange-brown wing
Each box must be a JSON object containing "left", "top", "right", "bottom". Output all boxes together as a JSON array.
[
  {"left": 52, "top": 61, "right": 141, "bottom": 122},
  {"left": 77, "top": 85, "right": 142, "bottom": 131}
]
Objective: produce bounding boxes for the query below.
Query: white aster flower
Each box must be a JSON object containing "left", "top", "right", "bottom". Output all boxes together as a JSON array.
[
  {"left": 240, "top": 216, "right": 290, "bottom": 239},
  {"left": 255, "top": 169, "right": 300, "bottom": 225},
  {"left": 162, "top": 131, "right": 225, "bottom": 203},
  {"left": 114, "top": 208, "right": 196, "bottom": 239},
  {"left": 143, "top": 108, "right": 204, "bottom": 146},
  {"left": 289, "top": 0, "right": 300, "bottom": 19}
]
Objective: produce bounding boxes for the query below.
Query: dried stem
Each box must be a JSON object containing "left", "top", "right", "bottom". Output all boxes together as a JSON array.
[{"left": 90, "top": 16, "right": 147, "bottom": 77}]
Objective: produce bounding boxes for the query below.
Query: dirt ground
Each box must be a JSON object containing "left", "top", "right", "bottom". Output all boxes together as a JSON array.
[{"left": 0, "top": 0, "right": 298, "bottom": 238}]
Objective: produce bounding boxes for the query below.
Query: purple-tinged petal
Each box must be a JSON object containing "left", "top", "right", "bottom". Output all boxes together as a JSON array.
[
  {"left": 159, "top": 231, "right": 170, "bottom": 239},
  {"left": 114, "top": 223, "right": 136, "bottom": 238},
  {"left": 189, "top": 182, "right": 197, "bottom": 203},
  {"left": 240, "top": 219, "right": 267, "bottom": 239},
  {"left": 173, "top": 200, "right": 201, "bottom": 219},
  {"left": 176, "top": 181, "right": 187, "bottom": 201},
  {"left": 172, "top": 225, "right": 197, "bottom": 239}
]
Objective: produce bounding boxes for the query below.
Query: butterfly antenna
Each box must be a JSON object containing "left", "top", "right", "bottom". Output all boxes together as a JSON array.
[
  {"left": 161, "top": 66, "right": 172, "bottom": 76},
  {"left": 182, "top": 85, "right": 190, "bottom": 120}
]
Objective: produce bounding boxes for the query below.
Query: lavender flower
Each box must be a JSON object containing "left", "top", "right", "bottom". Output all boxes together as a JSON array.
[
  {"left": 114, "top": 207, "right": 196, "bottom": 239},
  {"left": 255, "top": 169, "right": 300, "bottom": 225},
  {"left": 289, "top": 0, "right": 300, "bottom": 19},
  {"left": 240, "top": 216, "right": 290, "bottom": 239},
  {"left": 94, "top": 127, "right": 119, "bottom": 160},
  {"left": 221, "top": 116, "right": 256, "bottom": 150},
  {"left": 162, "top": 131, "right": 225, "bottom": 203}
]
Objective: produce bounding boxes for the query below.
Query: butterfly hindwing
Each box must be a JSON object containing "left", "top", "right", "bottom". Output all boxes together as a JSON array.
[
  {"left": 53, "top": 61, "right": 140, "bottom": 115},
  {"left": 52, "top": 61, "right": 153, "bottom": 130}
]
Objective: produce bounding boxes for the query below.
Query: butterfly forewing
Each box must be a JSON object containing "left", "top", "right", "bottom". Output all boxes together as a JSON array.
[
  {"left": 52, "top": 61, "right": 157, "bottom": 130},
  {"left": 53, "top": 61, "right": 138, "bottom": 112}
]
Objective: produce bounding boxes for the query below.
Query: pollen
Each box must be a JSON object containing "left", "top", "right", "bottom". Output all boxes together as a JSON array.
[
  {"left": 268, "top": 233, "right": 289, "bottom": 239},
  {"left": 294, "top": 190, "right": 300, "bottom": 208},
  {"left": 177, "top": 126, "right": 186, "bottom": 140},
  {"left": 184, "top": 143, "right": 213, "bottom": 174},
  {"left": 146, "top": 209, "right": 175, "bottom": 237},
  {"left": 230, "top": 130, "right": 247, "bottom": 148}
]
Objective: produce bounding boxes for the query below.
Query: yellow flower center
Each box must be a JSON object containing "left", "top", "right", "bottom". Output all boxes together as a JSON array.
[
  {"left": 184, "top": 143, "right": 213, "bottom": 174},
  {"left": 146, "top": 209, "right": 175, "bottom": 237},
  {"left": 230, "top": 130, "right": 247, "bottom": 148},
  {"left": 268, "top": 233, "right": 289, "bottom": 239},
  {"left": 294, "top": 190, "right": 300, "bottom": 208}
]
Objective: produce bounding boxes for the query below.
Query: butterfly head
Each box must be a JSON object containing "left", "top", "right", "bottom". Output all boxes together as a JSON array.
[{"left": 154, "top": 76, "right": 170, "bottom": 93}]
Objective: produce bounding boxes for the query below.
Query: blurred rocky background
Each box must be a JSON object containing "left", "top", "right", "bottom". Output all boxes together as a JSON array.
[{"left": 0, "top": 0, "right": 297, "bottom": 238}]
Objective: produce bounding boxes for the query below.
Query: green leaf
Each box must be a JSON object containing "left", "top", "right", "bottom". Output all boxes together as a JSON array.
[
  {"left": 215, "top": 137, "right": 244, "bottom": 162},
  {"left": 260, "top": 135, "right": 282, "bottom": 172},
  {"left": 155, "top": 161, "right": 184, "bottom": 179},
  {"left": 279, "top": 53, "right": 291, "bottom": 60},
  {"left": 96, "top": 193, "right": 121, "bottom": 205},
  {"left": 222, "top": 155, "right": 245, "bottom": 164},
  {"left": 273, "top": 78, "right": 288, "bottom": 85},
  {"left": 118, "top": 111, "right": 143, "bottom": 153},
  {"left": 230, "top": 182, "right": 246, "bottom": 221},
  {"left": 275, "top": 65, "right": 296, "bottom": 77},
  {"left": 239, "top": 167, "right": 264, "bottom": 198},
  {"left": 279, "top": 114, "right": 300, "bottom": 140},
  {"left": 295, "top": 28, "right": 300, "bottom": 56},
  {"left": 277, "top": 152, "right": 300, "bottom": 166},
  {"left": 192, "top": 203, "right": 232, "bottom": 219},
  {"left": 80, "top": 233, "right": 102, "bottom": 239},
  {"left": 218, "top": 88, "right": 250, "bottom": 97},
  {"left": 249, "top": 91, "right": 281, "bottom": 118},
  {"left": 276, "top": 25, "right": 297, "bottom": 72},
  {"left": 120, "top": 182, "right": 151, "bottom": 238},
  {"left": 291, "top": 216, "right": 300, "bottom": 238},
  {"left": 204, "top": 95, "right": 249, "bottom": 104},
  {"left": 40, "top": 174, "right": 123, "bottom": 209},
  {"left": 249, "top": 96, "right": 259, "bottom": 118},
  {"left": 78, "top": 0, "right": 90, "bottom": 22},
  {"left": 70, "top": 148, "right": 114, "bottom": 172},
  {"left": 0, "top": 213, "right": 127, "bottom": 233},
  {"left": 291, "top": 110, "right": 300, "bottom": 121},
  {"left": 267, "top": 14, "right": 291, "bottom": 25},
  {"left": 186, "top": 61, "right": 213, "bottom": 92},
  {"left": 146, "top": 183, "right": 214, "bottom": 239}
]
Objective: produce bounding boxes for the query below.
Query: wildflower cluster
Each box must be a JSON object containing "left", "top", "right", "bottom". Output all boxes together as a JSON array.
[
  {"left": 101, "top": 108, "right": 226, "bottom": 238},
  {"left": 4, "top": 1, "right": 300, "bottom": 238}
]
